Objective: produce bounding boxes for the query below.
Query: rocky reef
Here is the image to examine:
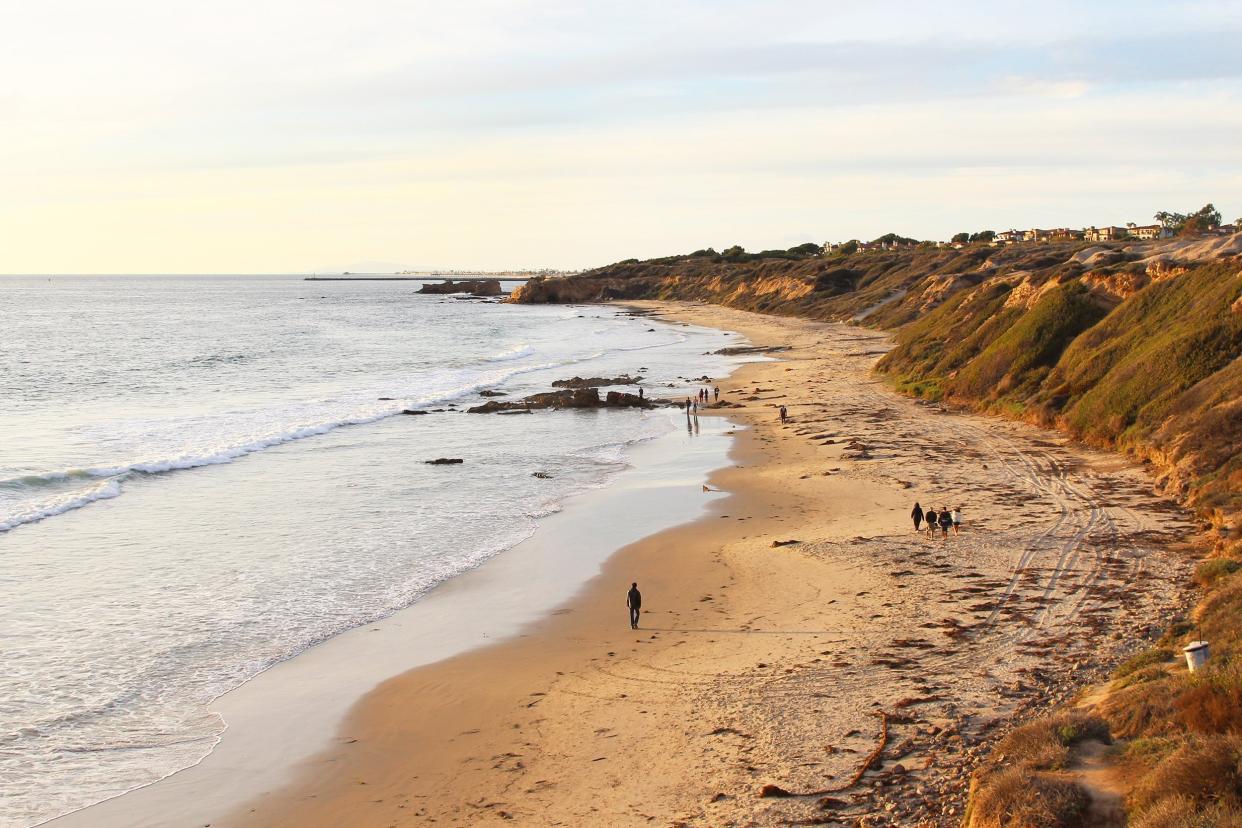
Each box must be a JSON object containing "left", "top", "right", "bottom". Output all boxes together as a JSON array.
[
  {"left": 418, "top": 279, "right": 504, "bottom": 296},
  {"left": 467, "top": 388, "right": 656, "bottom": 413}
]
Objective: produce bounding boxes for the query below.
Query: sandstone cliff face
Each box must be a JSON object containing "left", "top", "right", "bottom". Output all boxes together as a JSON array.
[{"left": 513, "top": 235, "right": 1242, "bottom": 537}]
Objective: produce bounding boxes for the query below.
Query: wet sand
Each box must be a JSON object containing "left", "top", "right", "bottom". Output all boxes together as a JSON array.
[{"left": 226, "top": 302, "right": 1194, "bottom": 827}]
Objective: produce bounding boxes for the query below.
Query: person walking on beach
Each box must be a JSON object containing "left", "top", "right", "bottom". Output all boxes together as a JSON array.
[
  {"left": 911, "top": 502, "right": 924, "bottom": 532},
  {"left": 951, "top": 507, "right": 962, "bottom": 535},
  {"left": 638, "top": 387, "right": 644, "bottom": 400},
  {"left": 924, "top": 507, "right": 937, "bottom": 536},
  {"left": 779, "top": 405, "right": 788, "bottom": 422},
  {"left": 714, "top": 386, "right": 720, "bottom": 402},
  {"left": 938, "top": 507, "right": 953, "bottom": 538},
  {"left": 627, "top": 582, "right": 642, "bottom": 629}
]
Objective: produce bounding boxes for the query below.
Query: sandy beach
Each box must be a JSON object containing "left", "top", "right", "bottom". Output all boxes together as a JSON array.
[{"left": 222, "top": 301, "right": 1195, "bottom": 827}]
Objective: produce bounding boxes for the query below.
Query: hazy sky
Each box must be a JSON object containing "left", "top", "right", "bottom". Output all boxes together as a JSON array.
[{"left": 4, "top": 0, "right": 1241, "bottom": 273}]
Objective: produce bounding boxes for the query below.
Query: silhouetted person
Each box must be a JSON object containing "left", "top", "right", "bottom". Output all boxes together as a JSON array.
[
  {"left": 638, "top": 387, "right": 644, "bottom": 400},
  {"left": 627, "top": 582, "right": 642, "bottom": 629},
  {"left": 714, "top": 386, "right": 720, "bottom": 402},
  {"left": 938, "top": 507, "right": 952, "bottom": 537},
  {"left": 925, "top": 508, "right": 937, "bottom": 535},
  {"left": 912, "top": 502, "right": 924, "bottom": 531},
  {"left": 779, "top": 405, "right": 788, "bottom": 422}
]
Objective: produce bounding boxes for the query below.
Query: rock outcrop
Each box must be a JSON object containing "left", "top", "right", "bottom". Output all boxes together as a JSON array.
[
  {"left": 551, "top": 375, "right": 639, "bottom": 388},
  {"left": 467, "top": 387, "right": 662, "bottom": 413},
  {"left": 418, "top": 279, "right": 504, "bottom": 297}
]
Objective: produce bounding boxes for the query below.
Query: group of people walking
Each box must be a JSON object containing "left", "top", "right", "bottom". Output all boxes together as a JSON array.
[
  {"left": 911, "top": 502, "right": 962, "bottom": 536},
  {"left": 693, "top": 386, "right": 719, "bottom": 404},
  {"left": 685, "top": 386, "right": 720, "bottom": 414}
]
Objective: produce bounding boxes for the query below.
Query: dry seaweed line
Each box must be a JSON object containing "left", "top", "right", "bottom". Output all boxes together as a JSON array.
[{"left": 758, "top": 711, "right": 889, "bottom": 798}]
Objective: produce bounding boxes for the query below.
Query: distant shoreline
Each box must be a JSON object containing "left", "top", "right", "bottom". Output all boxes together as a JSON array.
[{"left": 303, "top": 275, "right": 532, "bottom": 282}]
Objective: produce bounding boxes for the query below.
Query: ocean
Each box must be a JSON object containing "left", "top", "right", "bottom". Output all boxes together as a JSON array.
[{"left": 0, "top": 276, "right": 742, "bottom": 827}]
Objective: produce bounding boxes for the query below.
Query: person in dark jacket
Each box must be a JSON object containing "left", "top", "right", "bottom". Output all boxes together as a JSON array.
[
  {"left": 938, "top": 507, "right": 953, "bottom": 537},
  {"left": 911, "top": 502, "right": 924, "bottom": 531},
  {"left": 627, "top": 582, "right": 642, "bottom": 629},
  {"left": 924, "top": 507, "right": 937, "bottom": 535}
]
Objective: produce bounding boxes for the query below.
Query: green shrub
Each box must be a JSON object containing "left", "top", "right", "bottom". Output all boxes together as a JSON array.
[
  {"left": 1195, "top": 558, "right": 1242, "bottom": 589},
  {"left": 1117, "top": 648, "right": 1176, "bottom": 679}
]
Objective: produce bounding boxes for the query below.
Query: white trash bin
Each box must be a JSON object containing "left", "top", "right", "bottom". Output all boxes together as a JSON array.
[{"left": 1183, "top": 640, "right": 1210, "bottom": 672}]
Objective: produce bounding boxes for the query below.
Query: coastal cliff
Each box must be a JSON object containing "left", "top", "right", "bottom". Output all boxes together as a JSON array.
[{"left": 513, "top": 234, "right": 1242, "bottom": 539}]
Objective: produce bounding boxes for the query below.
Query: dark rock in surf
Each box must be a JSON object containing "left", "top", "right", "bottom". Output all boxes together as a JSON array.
[
  {"left": 425, "top": 458, "right": 464, "bottom": 465},
  {"left": 604, "top": 391, "right": 649, "bottom": 408},
  {"left": 417, "top": 279, "right": 503, "bottom": 297},
  {"left": 402, "top": 410, "right": 429, "bottom": 415},
  {"left": 551, "top": 375, "right": 639, "bottom": 388}
]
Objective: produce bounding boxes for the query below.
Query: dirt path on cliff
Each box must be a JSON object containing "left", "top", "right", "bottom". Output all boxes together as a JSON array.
[{"left": 229, "top": 302, "right": 1194, "bottom": 828}]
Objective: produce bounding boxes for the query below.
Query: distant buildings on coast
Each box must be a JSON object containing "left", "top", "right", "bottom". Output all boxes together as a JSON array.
[{"left": 823, "top": 220, "right": 1237, "bottom": 254}]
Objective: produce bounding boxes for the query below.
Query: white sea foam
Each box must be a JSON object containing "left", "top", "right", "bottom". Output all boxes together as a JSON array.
[
  {"left": 0, "top": 478, "right": 122, "bottom": 533},
  {"left": 0, "top": 359, "right": 566, "bottom": 534}
]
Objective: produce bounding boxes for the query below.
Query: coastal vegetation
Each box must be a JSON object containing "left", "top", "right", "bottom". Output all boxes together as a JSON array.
[{"left": 511, "top": 227, "right": 1242, "bottom": 823}]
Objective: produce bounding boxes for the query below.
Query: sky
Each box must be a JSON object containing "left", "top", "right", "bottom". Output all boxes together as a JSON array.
[{"left": 3, "top": 0, "right": 1241, "bottom": 273}]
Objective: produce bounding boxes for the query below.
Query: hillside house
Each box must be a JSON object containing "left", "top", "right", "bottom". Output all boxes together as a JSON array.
[
  {"left": 993, "top": 229, "right": 1025, "bottom": 245},
  {"left": 1023, "top": 228, "right": 1049, "bottom": 242},
  {"left": 1085, "top": 226, "right": 1128, "bottom": 242},
  {"left": 1047, "top": 228, "right": 1083, "bottom": 242},
  {"left": 1127, "top": 223, "right": 1170, "bottom": 241}
]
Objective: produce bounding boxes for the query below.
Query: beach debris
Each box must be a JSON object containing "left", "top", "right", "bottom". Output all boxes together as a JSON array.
[
  {"left": 425, "top": 458, "right": 464, "bottom": 465},
  {"left": 771, "top": 539, "right": 801, "bottom": 547},
  {"left": 712, "top": 344, "right": 790, "bottom": 355},
  {"left": 757, "top": 713, "right": 890, "bottom": 800},
  {"left": 532, "top": 471, "right": 552, "bottom": 479},
  {"left": 707, "top": 726, "right": 751, "bottom": 738}
]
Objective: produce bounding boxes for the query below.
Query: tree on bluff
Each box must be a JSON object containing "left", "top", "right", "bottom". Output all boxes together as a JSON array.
[
  {"left": 970, "top": 230, "right": 996, "bottom": 243},
  {"left": 952, "top": 232, "right": 971, "bottom": 244},
  {"left": 1156, "top": 203, "right": 1221, "bottom": 235},
  {"left": 871, "top": 232, "right": 918, "bottom": 246}
]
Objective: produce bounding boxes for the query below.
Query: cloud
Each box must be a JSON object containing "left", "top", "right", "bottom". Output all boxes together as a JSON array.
[{"left": 1, "top": 0, "right": 1240, "bottom": 271}]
